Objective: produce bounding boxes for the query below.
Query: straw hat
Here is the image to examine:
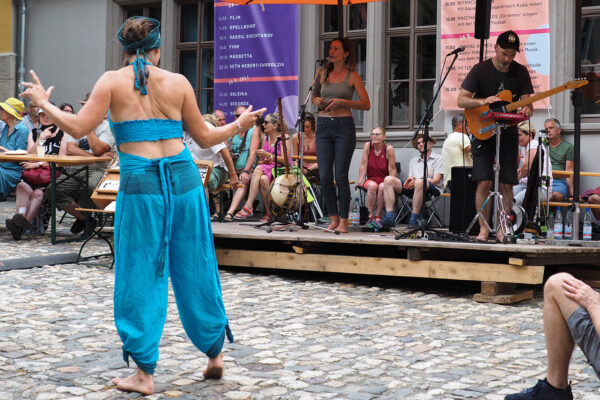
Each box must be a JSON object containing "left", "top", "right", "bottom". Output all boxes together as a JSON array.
[
  {"left": 0, "top": 97, "right": 25, "bottom": 121},
  {"left": 411, "top": 132, "right": 437, "bottom": 150}
]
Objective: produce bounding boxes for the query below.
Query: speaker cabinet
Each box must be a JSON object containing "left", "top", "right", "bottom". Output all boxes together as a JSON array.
[
  {"left": 474, "top": 0, "right": 492, "bottom": 40},
  {"left": 449, "top": 167, "right": 479, "bottom": 235}
]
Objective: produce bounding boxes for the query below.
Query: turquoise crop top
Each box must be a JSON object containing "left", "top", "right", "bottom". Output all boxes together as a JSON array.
[{"left": 109, "top": 118, "right": 183, "bottom": 148}]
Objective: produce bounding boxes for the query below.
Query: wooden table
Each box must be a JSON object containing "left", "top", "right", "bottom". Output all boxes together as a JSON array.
[{"left": 0, "top": 153, "right": 112, "bottom": 244}]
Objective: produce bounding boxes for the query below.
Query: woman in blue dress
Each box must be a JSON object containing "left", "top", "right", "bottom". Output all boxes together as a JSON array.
[
  {"left": 0, "top": 97, "right": 29, "bottom": 202},
  {"left": 22, "top": 16, "right": 265, "bottom": 395}
]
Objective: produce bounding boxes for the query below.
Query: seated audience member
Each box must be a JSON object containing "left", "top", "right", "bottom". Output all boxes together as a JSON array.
[
  {"left": 21, "top": 101, "right": 40, "bottom": 132},
  {"left": 441, "top": 113, "right": 472, "bottom": 191},
  {"left": 547, "top": 118, "right": 574, "bottom": 202},
  {"left": 223, "top": 105, "right": 260, "bottom": 222},
  {"left": 234, "top": 112, "right": 291, "bottom": 223},
  {"left": 504, "top": 272, "right": 597, "bottom": 400},
  {"left": 356, "top": 127, "right": 396, "bottom": 229},
  {"left": 292, "top": 112, "right": 319, "bottom": 182},
  {"left": 0, "top": 97, "right": 29, "bottom": 201},
  {"left": 513, "top": 121, "right": 553, "bottom": 206},
  {"left": 404, "top": 133, "right": 444, "bottom": 228},
  {"left": 54, "top": 94, "right": 115, "bottom": 235},
  {"left": 185, "top": 114, "right": 238, "bottom": 221},
  {"left": 5, "top": 109, "right": 68, "bottom": 240},
  {"left": 583, "top": 187, "right": 600, "bottom": 220}
]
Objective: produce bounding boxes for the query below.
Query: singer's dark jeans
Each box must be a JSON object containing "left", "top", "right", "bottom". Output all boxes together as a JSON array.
[{"left": 316, "top": 116, "right": 356, "bottom": 219}]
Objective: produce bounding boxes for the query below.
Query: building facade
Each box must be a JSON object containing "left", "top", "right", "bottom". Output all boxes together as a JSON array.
[{"left": 7, "top": 0, "right": 600, "bottom": 189}]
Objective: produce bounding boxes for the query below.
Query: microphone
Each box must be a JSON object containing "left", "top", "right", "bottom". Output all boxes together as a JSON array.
[
  {"left": 539, "top": 129, "right": 549, "bottom": 134},
  {"left": 446, "top": 46, "right": 465, "bottom": 56},
  {"left": 316, "top": 58, "right": 329, "bottom": 65}
]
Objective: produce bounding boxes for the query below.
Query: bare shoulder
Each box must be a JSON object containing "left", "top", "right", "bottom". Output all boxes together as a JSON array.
[{"left": 350, "top": 71, "right": 364, "bottom": 84}]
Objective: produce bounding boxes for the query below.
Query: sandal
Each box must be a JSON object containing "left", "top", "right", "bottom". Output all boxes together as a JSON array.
[
  {"left": 223, "top": 213, "right": 234, "bottom": 222},
  {"left": 259, "top": 215, "right": 272, "bottom": 223},
  {"left": 211, "top": 213, "right": 220, "bottom": 222},
  {"left": 234, "top": 206, "right": 253, "bottom": 220}
]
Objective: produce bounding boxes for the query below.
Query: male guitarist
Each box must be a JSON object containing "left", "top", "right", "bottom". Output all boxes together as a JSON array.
[{"left": 457, "top": 30, "right": 533, "bottom": 243}]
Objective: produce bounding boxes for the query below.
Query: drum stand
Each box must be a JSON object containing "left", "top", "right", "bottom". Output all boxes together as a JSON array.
[{"left": 464, "top": 122, "right": 514, "bottom": 242}]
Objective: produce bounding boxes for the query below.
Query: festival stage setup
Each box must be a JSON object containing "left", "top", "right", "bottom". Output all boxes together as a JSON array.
[{"left": 212, "top": 221, "right": 600, "bottom": 304}]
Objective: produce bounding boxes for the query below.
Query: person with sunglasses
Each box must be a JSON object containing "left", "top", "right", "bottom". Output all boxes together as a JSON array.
[{"left": 223, "top": 105, "right": 262, "bottom": 221}]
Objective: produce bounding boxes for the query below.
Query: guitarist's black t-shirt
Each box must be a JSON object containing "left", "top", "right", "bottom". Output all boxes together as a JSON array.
[{"left": 461, "top": 58, "right": 533, "bottom": 101}]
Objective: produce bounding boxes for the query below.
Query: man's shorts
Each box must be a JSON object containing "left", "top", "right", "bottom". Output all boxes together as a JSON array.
[
  {"left": 207, "top": 166, "right": 229, "bottom": 193},
  {"left": 553, "top": 179, "right": 569, "bottom": 197},
  {"left": 403, "top": 182, "right": 440, "bottom": 198},
  {"left": 567, "top": 306, "right": 600, "bottom": 378},
  {"left": 471, "top": 128, "right": 518, "bottom": 185}
]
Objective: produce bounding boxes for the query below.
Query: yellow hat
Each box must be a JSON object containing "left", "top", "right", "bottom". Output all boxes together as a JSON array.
[{"left": 0, "top": 97, "right": 25, "bottom": 121}]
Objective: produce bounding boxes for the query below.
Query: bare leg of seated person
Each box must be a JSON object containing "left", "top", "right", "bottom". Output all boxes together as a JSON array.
[
  {"left": 590, "top": 194, "right": 600, "bottom": 220},
  {"left": 112, "top": 368, "right": 154, "bottom": 395}
]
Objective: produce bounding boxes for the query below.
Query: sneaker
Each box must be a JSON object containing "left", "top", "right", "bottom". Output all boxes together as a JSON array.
[
  {"left": 5, "top": 219, "right": 23, "bottom": 240},
  {"left": 71, "top": 218, "right": 86, "bottom": 234},
  {"left": 380, "top": 213, "right": 395, "bottom": 228},
  {"left": 407, "top": 213, "right": 419, "bottom": 229},
  {"left": 82, "top": 217, "right": 98, "bottom": 238},
  {"left": 504, "top": 379, "right": 573, "bottom": 400},
  {"left": 12, "top": 213, "right": 32, "bottom": 231},
  {"left": 366, "top": 219, "right": 382, "bottom": 230}
]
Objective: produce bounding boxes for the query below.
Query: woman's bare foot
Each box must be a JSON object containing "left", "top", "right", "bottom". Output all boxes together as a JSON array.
[
  {"left": 475, "top": 228, "right": 489, "bottom": 243},
  {"left": 203, "top": 353, "right": 224, "bottom": 379},
  {"left": 327, "top": 215, "right": 340, "bottom": 231},
  {"left": 112, "top": 369, "right": 154, "bottom": 395},
  {"left": 336, "top": 218, "right": 349, "bottom": 233},
  {"left": 495, "top": 229, "right": 507, "bottom": 243}
]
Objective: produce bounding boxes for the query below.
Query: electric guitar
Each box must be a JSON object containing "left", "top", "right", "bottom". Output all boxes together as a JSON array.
[{"left": 465, "top": 79, "right": 589, "bottom": 141}]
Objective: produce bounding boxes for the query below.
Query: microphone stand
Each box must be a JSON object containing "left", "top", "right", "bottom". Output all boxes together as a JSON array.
[
  {"left": 395, "top": 51, "right": 467, "bottom": 242},
  {"left": 292, "top": 60, "right": 338, "bottom": 234}
]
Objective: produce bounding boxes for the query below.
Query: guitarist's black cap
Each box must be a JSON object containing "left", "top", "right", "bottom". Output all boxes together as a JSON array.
[{"left": 496, "top": 30, "right": 520, "bottom": 52}]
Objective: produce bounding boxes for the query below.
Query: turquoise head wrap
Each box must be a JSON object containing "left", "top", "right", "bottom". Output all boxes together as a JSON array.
[{"left": 116, "top": 16, "right": 161, "bottom": 95}]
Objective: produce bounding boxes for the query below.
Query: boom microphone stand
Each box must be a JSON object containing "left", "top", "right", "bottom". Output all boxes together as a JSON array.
[{"left": 396, "top": 49, "right": 466, "bottom": 241}]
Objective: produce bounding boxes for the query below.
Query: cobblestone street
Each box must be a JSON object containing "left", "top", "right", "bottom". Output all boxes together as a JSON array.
[{"left": 1, "top": 200, "right": 600, "bottom": 399}]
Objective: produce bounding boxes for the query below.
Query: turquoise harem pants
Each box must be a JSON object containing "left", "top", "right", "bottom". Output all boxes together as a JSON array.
[{"left": 113, "top": 148, "right": 232, "bottom": 375}]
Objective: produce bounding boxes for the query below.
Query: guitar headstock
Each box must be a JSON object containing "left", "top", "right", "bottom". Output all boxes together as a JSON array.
[{"left": 565, "top": 78, "right": 589, "bottom": 89}]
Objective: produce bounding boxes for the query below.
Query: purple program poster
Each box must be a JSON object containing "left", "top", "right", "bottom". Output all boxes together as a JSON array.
[{"left": 214, "top": 2, "right": 299, "bottom": 128}]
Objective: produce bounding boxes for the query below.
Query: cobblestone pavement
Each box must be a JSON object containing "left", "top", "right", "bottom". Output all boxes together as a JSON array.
[{"left": 1, "top": 201, "right": 600, "bottom": 399}]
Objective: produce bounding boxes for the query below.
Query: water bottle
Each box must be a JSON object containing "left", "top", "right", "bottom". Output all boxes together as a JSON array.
[
  {"left": 547, "top": 213, "right": 554, "bottom": 239},
  {"left": 351, "top": 190, "right": 360, "bottom": 226},
  {"left": 554, "top": 207, "right": 563, "bottom": 240},
  {"left": 564, "top": 208, "right": 573, "bottom": 240},
  {"left": 584, "top": 208, "right": 593, "bottom": 241}
]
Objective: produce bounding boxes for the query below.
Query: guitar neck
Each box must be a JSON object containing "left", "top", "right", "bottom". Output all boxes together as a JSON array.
[{"left": 506, "top": 84, "right": 572, "bottom": 112}]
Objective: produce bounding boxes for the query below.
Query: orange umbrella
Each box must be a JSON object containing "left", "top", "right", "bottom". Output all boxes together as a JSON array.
[{"left": 221, "top": 0, "right": 387, "bottom": 37}]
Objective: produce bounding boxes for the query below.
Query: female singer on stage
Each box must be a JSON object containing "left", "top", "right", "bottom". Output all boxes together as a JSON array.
[
  {"left": 21, "top": 16, "right": 264, "bottom": 395},
  {"left": 312, "top": 37, "right": 370, "bottom": 233}
]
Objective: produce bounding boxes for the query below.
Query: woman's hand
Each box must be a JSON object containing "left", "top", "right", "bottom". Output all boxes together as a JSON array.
[
  {"left": 21, "top": 161, "right": 43, "bottom": 170},
  {"left": 40, "top": 126, "right": 59, "bottom": 140},
  {"left": 324, "top": 98, "right": 345, "bottom": 112},
  {"left": 237, "top": 106, "right": 267, "bottom": 132},
  {"left": 20, "top": 70, "right": 54, "bottom": 107}
]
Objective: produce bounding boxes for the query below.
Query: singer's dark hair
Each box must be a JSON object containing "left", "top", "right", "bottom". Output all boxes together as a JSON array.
[{"left": 324, "top": 37, "right": 356, "bottom": 81}]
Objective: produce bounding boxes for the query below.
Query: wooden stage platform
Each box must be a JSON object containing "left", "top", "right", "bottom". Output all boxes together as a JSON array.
[{"left": 212, "top": 221, "right": 600, "bottom": 304}]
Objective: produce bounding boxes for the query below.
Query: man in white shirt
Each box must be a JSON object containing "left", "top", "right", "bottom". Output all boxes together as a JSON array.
[
  {"left": 442, "top": 113, "right": 472, "bottom": 191},
  {"left": 381, "top": 132, "right": 443, "bottom": 229},
  {"left": 185, "top": 120, "right": 238, "bottom": 220},
  {"left": 55, "top": 117, "right": 115, "bottom": 235}
]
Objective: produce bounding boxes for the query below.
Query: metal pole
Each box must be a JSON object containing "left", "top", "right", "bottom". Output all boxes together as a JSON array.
[
  {"left": 573, "top": 0, "right": 582, "bottom": 240},
  {"left": 17, "top": 0, "right": 27, "bottom": 94}
]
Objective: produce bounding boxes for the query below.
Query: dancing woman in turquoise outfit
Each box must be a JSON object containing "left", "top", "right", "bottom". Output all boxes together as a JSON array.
[{"left": 21, "top": 16, "right": 265, "bottom": 395}]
